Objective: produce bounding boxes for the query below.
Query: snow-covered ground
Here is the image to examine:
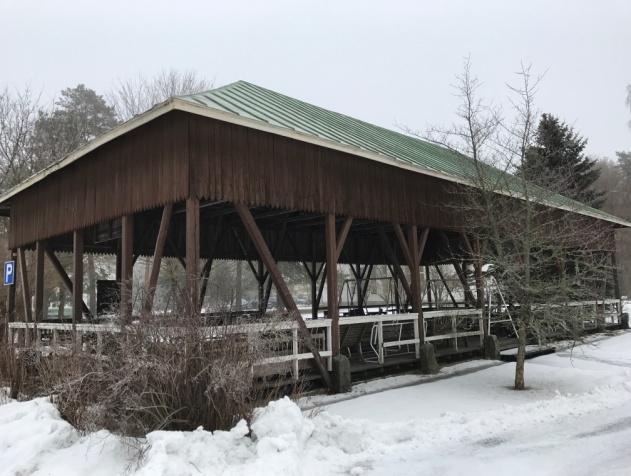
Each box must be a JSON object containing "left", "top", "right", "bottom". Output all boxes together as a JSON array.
[{"left": 2, "top": 331, "right": 631, "bottom": 475}]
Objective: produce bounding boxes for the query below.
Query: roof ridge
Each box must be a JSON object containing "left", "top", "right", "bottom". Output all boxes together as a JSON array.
[{"left": 176, "top": 80, "right": 249, "bottom": 99}]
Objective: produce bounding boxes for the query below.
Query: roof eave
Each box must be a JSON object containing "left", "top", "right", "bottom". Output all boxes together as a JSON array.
[
  {"left": 172, "top": 99, "right": 631, "bottom": 228},
  {"left": 0, "top": 98, "right": 179, "bottom": 205},
  {"left": 0, "top": 95, "right": 629, "bottom": 229}
]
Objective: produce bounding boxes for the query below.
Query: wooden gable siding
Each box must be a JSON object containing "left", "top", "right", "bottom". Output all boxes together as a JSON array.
[
  {"left": 9, "top": 112, "right": 190, "bottom": 248},
  {"left": 9, "top": 111, "right": 460, "bottom": 248},
  {"left": 188, "top": 115, "right": 458, "bottom": 230}
]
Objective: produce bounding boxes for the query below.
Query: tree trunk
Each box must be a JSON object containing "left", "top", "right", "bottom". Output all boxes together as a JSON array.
[{"left": 514, "top": 319, "right": 527, "bottom": 390}]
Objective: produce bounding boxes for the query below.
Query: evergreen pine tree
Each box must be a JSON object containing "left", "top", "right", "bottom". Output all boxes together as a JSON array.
[
  {"left": 521, "top": 113, "right": 604, "bottom": 207},
  {"left": 616, "top": 151, "right": 631, "bottom": 182}
]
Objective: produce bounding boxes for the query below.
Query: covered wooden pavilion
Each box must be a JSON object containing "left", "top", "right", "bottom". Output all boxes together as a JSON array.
[{"left": 1, "top": 81, "right": 628, "bottom": 387}]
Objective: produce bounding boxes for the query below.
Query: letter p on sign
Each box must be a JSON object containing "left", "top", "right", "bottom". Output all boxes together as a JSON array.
[{"left": 4, "top": 260, "right": 15, "bottom": 286}]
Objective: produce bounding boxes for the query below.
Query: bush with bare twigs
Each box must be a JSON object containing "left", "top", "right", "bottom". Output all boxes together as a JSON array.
[{"left": 32, "top": 315, "right": 295, "bottom": 436}]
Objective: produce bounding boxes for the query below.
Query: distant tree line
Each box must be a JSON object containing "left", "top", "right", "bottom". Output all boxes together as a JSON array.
[
  {"left": 0, "top": 69, "right": 212, "bottom": 195},
  {"left": 588, "top": 82, "right": 631, "bottom": 296},
  {"left": 0, "top": 70, "right": 212, "bottom": 319}
]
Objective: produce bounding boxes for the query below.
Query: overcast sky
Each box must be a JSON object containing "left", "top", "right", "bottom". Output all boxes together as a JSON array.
[{"left": 1, "top": 0, "right": 630, "bottom": 158}]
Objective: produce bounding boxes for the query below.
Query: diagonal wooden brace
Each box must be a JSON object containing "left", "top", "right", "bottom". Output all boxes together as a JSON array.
[{"left": 234, "top": 203, "right": 333, "bottom": 390}]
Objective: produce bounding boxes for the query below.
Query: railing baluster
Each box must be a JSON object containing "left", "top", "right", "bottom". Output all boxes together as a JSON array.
[
  {"left": 325, "top": 323, "right": 332, "bottom": 371},
  {"left": 413, "top": 317, "right": 420, "bottom": 358},
  {"left": 292, "top": 327, "right": 299, "bottom": 381},
  {"left": 378, "top": 318, "right": 384, "bottom": 365}
]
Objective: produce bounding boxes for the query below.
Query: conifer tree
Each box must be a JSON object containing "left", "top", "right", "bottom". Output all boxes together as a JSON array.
[{"left": 521, "top": 114, "right": 604, "bottom": 207}]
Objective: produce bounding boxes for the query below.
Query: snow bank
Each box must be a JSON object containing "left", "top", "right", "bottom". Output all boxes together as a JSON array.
[
  {"left": 1, "top": 332, "right": 631, "bottom": 475},
  {"left": 136, "top": 398, "right": 317, "bottom": 476},
  {"left": 0, "top": 397, "right": 134, "bottom": 475}
]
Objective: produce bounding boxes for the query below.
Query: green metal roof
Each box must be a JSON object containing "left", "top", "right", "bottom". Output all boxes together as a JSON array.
[
  {"left": 0, "top": 79, "right": 627, "bottom": 228},
  {"left": 179, "top": 80, "right": 629, "bottom": 227},
  {"left": 181, "top": 81, "right": 475, "bottom": 181}
]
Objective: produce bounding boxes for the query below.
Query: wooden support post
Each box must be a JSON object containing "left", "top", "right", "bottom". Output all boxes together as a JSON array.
[
  {"left": 115, "top": 240, "right": 122, "bottom": 283},
  {"left": 235, "top": 260, "right": 243, "bottom": 312},
  {"left": 392, "top": 224, "right": 413, "bottom": 271},
  {"left": 316, "top": 264, "right": 327, "bottom": 314},
  {"left": 120, "top": 215, "right": 134, "bottom": 323},
  {"left": 34, "top": 241, "right": 45, "bottom": 324},
  {"left": 7, "top": 250, "right": 16, "bottom": 324},
  {"left": 166, "top": 237, "right": 186, "bottom": 270},
  {"left": 186, "top": 197, "right": 200, "bottom": 315},
  {"left": 462, "top": 232, "right": 485, "bottom": 310},
  {"left": 142, "top": 203, "right": 173, "bottom": 318},
  {"left": 394, "top": 225, "right": 429, "bottom": 343},
  {"left": 453, "top": 261, "right": 476, "bottom": 306},
  {"left": 261, "top": 220, "right": 288, "bottom": 313},
  {"left": 407, "top": 225, "right": 426, "bottom": 343},
  {"left": 73, "top": 230, "right": 84, "bottom": 349},
  {"left": 305, "top": 235, "right": 319, "bottom": 320},
  {"left": 198, "top": 213, "right": 224, "bottom": 312},
  {"left": 310, "top": 262, "right": 318, "bottom": 318},
  {"left": 234, "top": 203, "right": 332, "bottom": 389},
  {"left": 325, "top": 214, "right": 339, "bottom": 355},
  {"left": 380, "top": 227, "right": 413, "bottom": 303},
  {"left": 336, "top": 217, "right": 353, "bottom": 261},
  {"left": 257, "top": 260, "right": 265, "bottom": 313},
  {"left": 45, "top": 247, "right": 92, "bottom": 318},
  {"left": 297, "top": 234, "right": 325, "bottom": 319},
  {"left": 18, "top": 248, "right": 32, "bottom": 324},
  {"left": 353, "top": 264, "right": 370, "bottom": 309},
  {"left": 418, "top": 228, "right": 430, "bottom": 265},
  {"left": 425, "top": 266, "right": 432, "bottom": 310},
  {"left": 305, "top": 260, "right": 317, "bottom": 319},
  {"left": 199, "top": 259, "right": 213, "bottom": 311},
  {"left": 435, "top": 265, "right": 458, "bottom": 308},
  {"left": 262, "top": 273, "right": 274, "bottom": 313},
  {"left": 325, "top": 215, "right": 353, "bottom": 356},
  {"left": 361, "top": 264, "right": 374, "bottom": 308},
  {"left": 391, "top": 267, "right": 401, "bottom": 312}
]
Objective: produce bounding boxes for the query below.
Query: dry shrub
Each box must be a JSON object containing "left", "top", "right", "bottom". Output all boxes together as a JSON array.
[
  {"left": 0, "top": 340, "right": 44, "bottom": 400},
  {"left": 37, "top": 316, "right": 295, "bottom": 436}
]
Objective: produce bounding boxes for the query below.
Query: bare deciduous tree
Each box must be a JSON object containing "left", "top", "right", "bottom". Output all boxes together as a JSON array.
[
  {"left": 108, "top": 69, "right": 213, "bottom": 122},
  {"left": 0, "top": 86, "right": 40, "bottom": 193},
  {"left": 419, "top": 59, "right": 614, "bottom": 390}
]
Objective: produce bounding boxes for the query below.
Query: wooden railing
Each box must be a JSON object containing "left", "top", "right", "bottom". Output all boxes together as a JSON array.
[
  {"left": 7, "top": 309, "right": 484, "bottom": 379},
  {"left": 9, "top": 299, "right": 620, "bottom": 379}
]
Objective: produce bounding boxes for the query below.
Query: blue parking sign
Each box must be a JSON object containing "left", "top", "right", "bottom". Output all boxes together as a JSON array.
[{"left": 4, "top": 260, "right": 15, "bottom": 286}]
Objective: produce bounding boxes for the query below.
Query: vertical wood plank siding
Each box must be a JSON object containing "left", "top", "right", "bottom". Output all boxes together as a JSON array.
[
  {"left": 9, "top": 111, "right": 458, "bottom": 248},
  {"left": 188, "top": 115, "right": 456, "bottom": 229},
  {"left": 9, "top": 112, "right": 190, "bottom": 248}
]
